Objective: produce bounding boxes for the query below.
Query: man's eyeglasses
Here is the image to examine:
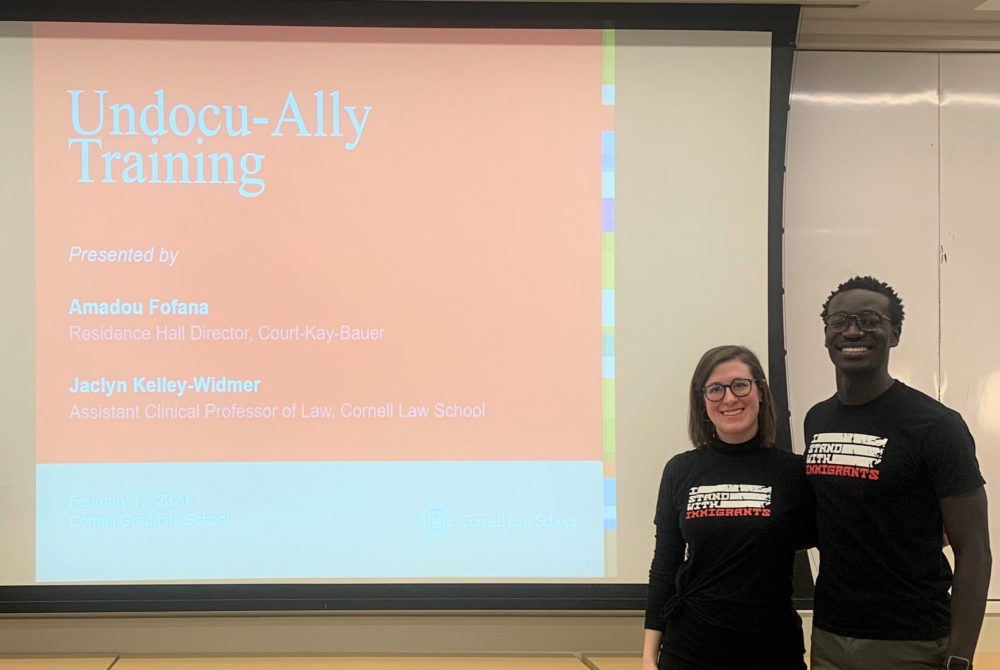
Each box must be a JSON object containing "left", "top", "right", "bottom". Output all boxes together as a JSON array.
[
  {"left": 703, "top": 378, "right": 756, "bottom": 402},
  {"left": 824, "top": 311, "right": 893, "bottom": 333}
]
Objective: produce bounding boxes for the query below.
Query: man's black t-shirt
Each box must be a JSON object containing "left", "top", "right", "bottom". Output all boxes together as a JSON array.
[
  {"left": 645, "top": 434, "right": 814, "bottom": 670},
  {"left": 804, "top": 381, "right": 985, "bottom": 641}
]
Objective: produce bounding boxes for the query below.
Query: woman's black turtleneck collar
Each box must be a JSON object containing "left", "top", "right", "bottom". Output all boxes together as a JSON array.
[{"left": 709, "top": 432, "right": 765, "bottom": 456}]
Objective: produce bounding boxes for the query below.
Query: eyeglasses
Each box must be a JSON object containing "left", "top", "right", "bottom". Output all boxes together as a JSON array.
[
  {"left": 703, "top": 378, "right": 756, "bottom": 402},
  {"left": 823, "top": 311, "right": 894, "bottom": 333}
]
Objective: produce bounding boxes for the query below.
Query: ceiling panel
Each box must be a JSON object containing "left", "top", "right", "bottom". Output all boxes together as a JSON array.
[{"left": 800, "top": 0, "right": 1000, "bottom": 51}]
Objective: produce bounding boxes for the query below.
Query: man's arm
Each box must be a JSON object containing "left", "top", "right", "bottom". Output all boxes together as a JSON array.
[{"left": 940, "top": 486, "right": 992, "bottom": 662}]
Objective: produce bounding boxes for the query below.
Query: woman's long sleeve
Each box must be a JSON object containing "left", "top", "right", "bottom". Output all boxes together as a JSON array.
[{"left": 644, "top": 466, "right": 686, "bottom": 631}]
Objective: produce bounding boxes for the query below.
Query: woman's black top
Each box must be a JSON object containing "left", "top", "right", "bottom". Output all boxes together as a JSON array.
[{"left": 645, "top": 434, "right": 815, "bottom": 670}]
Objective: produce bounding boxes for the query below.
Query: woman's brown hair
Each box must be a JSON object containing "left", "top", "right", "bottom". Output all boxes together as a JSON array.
[{"left": 687, "top": 345, "right": 777, "bottom": 448}]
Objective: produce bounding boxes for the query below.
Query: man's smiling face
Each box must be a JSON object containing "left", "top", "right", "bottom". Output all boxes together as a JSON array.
[{"left": 824, "top": 289, "right": 901, "bottom": 375}]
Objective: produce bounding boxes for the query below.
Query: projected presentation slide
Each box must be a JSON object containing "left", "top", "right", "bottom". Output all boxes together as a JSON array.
[
  {"left": 0, "top": 21, "right": 773, "bottom": 584},
  {"left": 34, "top": 24, "right": 608, "bottom": 582}
]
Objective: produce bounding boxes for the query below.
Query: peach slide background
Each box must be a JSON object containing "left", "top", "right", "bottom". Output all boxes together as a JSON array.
[{"left": 34, "top": 24, "right": 606, "bottom": 464}]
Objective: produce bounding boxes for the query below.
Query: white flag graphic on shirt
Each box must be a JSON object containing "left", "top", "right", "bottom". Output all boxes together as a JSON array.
[
  {"left": 806, "top": 432, "right": 887, "bottom": 469},
  {"left": 686, "top": 484, "right": 772, "bottom": 511}
]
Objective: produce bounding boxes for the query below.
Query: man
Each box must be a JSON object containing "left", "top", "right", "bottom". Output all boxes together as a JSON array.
[{"left": 805, "top": 276, "right": 991, "bottom": 670}]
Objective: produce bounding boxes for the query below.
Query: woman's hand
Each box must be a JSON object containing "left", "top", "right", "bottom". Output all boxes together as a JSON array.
[{"left": 642, "top": 629, "right": 663, "bottom": 670}]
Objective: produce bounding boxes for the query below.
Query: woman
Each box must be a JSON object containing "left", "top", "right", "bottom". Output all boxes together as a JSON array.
[{"left": 642, "top": 345, "right": 814, "bottom": 670}]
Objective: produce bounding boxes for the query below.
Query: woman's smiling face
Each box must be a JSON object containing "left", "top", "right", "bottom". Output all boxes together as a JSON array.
[{"left": 704, "top": 359, "right": 760, "bottom": 444}]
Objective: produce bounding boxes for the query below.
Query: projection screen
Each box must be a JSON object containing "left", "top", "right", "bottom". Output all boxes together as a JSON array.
[{"left": 0, "top": 2, "right": 800, "bottom": 610}]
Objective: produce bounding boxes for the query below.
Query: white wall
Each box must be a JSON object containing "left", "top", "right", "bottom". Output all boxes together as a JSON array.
[
  {"left": 940, "top": 55, "right": 1000, "bottom": 600},
  {"left": 785, "top": 52, "right": 941, "bottom": 426},
  {"left": 785, "top": 50, "right": 1000, "bottom": 598}
]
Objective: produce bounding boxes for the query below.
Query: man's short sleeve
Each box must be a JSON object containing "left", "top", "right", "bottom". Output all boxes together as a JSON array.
[{"left": 923, "top": 411, "right": 985, "bottom": 499}]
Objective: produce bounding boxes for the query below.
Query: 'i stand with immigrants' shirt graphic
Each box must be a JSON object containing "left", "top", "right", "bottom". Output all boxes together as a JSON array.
[
  {"left": 685, "top": 484, "right": 773, "bottom": 518},
  {"left": 805, "top": 432, "right": 885, "bottom": 480}
]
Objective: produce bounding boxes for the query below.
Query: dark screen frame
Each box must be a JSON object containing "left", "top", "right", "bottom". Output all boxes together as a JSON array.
[{"left": 0, "top": 0, "right": 803, "bottom": 614}]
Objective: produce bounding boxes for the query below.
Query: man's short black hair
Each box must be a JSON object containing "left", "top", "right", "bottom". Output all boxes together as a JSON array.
[{"left": 821, "top": 276, "right": 905, "bottom": 325}]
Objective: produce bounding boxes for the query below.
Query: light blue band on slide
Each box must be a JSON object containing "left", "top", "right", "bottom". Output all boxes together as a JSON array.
[
  {"left": 602, "top": 289, "right": 615, "bottom": 327},
  {"left": 37, "top": 461, "right": 605, "bottom": 581},
  {"left": 602, "top": 84, "right": 615, "bottom": 106},
  {"left": 601, "top": 171, "right": 615, "bottom": 198}
]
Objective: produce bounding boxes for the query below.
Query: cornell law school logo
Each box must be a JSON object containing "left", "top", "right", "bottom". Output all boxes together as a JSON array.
[{"left": 419, "top": 502, "right": 454, "bottom": 540}]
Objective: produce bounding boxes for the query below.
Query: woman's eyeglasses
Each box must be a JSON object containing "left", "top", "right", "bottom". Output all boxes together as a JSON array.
[{"left": 703, "top": 378, "right": 756, "bottom": 402}]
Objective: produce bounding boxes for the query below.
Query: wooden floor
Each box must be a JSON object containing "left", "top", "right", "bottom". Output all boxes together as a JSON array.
[
  {"left": 0, "top": 659, "right": 117, "bottom": 670},
  {"left": 582, "top": 656, "right": 639, "bottom": 670},
  {"left": 114, "top": 658, "right": 586, "bottom": 670},
  {"left": 582, "top": 653, "right": 1000, "bottom": 670},
  {"left": 7, "top": 655, "right": 1000, "bottom": 670}
]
